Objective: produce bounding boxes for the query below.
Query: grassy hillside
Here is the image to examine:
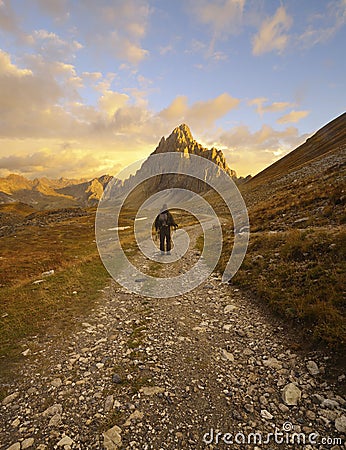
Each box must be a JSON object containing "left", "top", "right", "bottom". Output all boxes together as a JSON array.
[
  {"left": 215, "top": 145, "right": 346, "bottom": 350},
  {"left": 0, "top": 209, "right": 111, "bottom": 376},
  {"left": 248, "top": 112, "right": 346, "bottom": 188}
]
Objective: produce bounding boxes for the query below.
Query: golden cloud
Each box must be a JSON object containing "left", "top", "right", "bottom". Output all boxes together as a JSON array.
[
  {"left": 98, "top": 90, "right": 129, "bottom": 117},
  {"left": 252, "top": 6, "right": 293, "bottom": 55},
  {"left": 277, "top": 110, "right": 310, "bottom": 124},
  {"left": 211, "top": 124, "right": 309, "bottom": 176},
  {"left": 159, "top": 93, "right": 240, "bottom": 129},
  {"left": 248, "top": 97, "right": 294, "bottom": 116}
]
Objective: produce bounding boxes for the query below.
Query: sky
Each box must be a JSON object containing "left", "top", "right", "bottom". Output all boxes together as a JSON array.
[{"left": 0, "top": 0, "right": 345, "bottom": 179}]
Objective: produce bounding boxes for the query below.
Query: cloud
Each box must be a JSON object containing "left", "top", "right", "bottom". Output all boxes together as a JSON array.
[
  {"left": 79, "top": 0, "right": 151, "bottom": 65},
  {"left": 277, "top": 110, "right": 310, "bottom": 124},
  {"left": 298, "top": 0, "right": 346, "bottom": 48},
  {"left": 188, "top": 93, "right": 240, "bottom": 127},
  {"left": 0, "top": 51, "right": 91, "bottom": 139},
  {"left": 0, "top": 147, "right": 102, "bottom": 179},
  {"left": 1, "top": 0, "right": 149, "bottom": 65},
  {"left": 0, "top": 50, "right": 61, "bottom": 113},
  {"left": 34, "top": 0, "right": 69, "bottom": 19},
  {"left": 189, "top": 0, "right": 245, "bottom": 36},
  {"left": 248, "top": 97, "right": 294, "bottom": 116},
  {"left": 159, "top": 45, "right": 173, "bottom": 55},
  {"left": 28, "top": 29, "right": 83, "bottom": 61},
  {"left": 160, "top": 93, "right": 240, "bottom": 129},
  {"left": 160, "top": 96, "right": 188, "bottom": 121},
  {"left": 0, "top": 0, "right": 19, "bottom": 34},
  {"left": 212, "top": 123, "right": 309, "bottom": 176},
  {"left": 82, "top": 71, "right": 103, "bottom": 82},
  {"left": 252, "top": 6, "right": 293, "bottom": 55},
  {"left": 186, "top": 0, "right": 245, "bottom": 59},
  {"left": 0, "top": 52, "right": 242, "bottom": 178},
  {"left": 98, "top": 90, "right": 129, "bottom": 117}
]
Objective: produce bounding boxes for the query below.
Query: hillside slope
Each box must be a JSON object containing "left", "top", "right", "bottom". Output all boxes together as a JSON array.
[
  {"left": 222, "top": 115, "right": 346, "bottom": 348},
  {"left": 247, "top": 112, "right": 346, "bottom": 188}
]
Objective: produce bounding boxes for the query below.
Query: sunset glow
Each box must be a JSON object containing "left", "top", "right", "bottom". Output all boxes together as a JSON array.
[{"left": 0, "top": 0, "right": 345, "bottom": 178}]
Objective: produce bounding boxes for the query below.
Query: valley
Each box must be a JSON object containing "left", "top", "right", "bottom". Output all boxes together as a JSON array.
[{"left": 0, "top": 116, "right": 345, "bottom": 449}]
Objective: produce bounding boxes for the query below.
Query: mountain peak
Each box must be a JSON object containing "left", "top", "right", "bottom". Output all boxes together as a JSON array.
[
  {"left": 152, "top": 124, "right": 236, "bottom": 178},
  {"left": 171, "top": 123, "right": 193, "bottom": 142}
]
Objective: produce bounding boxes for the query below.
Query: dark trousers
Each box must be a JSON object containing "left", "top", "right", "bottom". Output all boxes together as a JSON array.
[{"left": 159, "top": 226, "right": 171, "bottom": 251}]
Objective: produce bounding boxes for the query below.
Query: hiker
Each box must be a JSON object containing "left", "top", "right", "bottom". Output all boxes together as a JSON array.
[{"left": 154, "top": 204, "right": 178, "bottom": 254}]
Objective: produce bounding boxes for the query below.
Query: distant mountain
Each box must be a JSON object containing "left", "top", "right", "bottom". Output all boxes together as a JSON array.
[
  {"left": 247, "top": 112, "right": 346, "bottom": 187},
  {"left": 0, "top": 174, "right": 104, "bottom": 209},
  {"left": 0, "top": 124, "right": 238, "bottom": 209}
]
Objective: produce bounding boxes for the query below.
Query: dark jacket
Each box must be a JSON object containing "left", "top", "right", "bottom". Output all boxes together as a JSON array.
[{"left": 154, "top": 210, "right": 177, "bottom": 231}]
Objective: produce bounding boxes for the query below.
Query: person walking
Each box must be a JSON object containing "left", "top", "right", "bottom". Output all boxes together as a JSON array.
[{"left": 154, "top": 204, "right": 178, "bottom": 254}]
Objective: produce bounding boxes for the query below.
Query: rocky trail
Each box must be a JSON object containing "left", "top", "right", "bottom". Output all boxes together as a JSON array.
[{"left": 1, "top": 225, "right": 345, "bottom": 450}]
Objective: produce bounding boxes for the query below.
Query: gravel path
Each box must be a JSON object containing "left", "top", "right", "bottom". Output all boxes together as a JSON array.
[{"left": 1, "top": 226, "right": 345, "bottom": 450}]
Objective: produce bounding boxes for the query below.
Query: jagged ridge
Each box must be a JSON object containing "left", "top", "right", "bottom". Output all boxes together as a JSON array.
[{"left": 153, "top": 124, "right": 236, "bottom": 179}]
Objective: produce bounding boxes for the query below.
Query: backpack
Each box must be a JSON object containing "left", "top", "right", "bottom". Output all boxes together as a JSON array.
[{"left": 158, "top": 212, "right": 168, "bottom": 227}]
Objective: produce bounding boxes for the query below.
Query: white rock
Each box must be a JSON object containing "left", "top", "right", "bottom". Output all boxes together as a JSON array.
[
  {"left": 51, "top": 378, "right": 62, "bottom": 388},
  {"left": 6, "top": 443, "right": 20, "bottom": 450},
  {"left": 263, "top": 357, "right": 282, "bottom": 370},
  {"left": 223, "top": 324, "right": 233, "bottom": 331},
  {"left": 306, "top": 360, "right": 320, "bottom": 376},
  {"left": 22, "top": 349, "right": 31, "bottom": 357},
  {"left": 261, "top": 409, "right": 273, "bottom": 420},
  {"left": 103, "top": 425, "right": 122, "bottom": 450},
  {"left": 124, "top": 410, "right": 144, "bottom": 427},
  {"left": 224, "top": 305, "right": 236, "bottom": 314},
  {"left": 139, "top": 386, "right": 165, "bottom": 396},
  {"left": 104, "top": 395, "right": 114, "bottom": 412},
  {"left": 221, "top": 349, "right": 235, "bottom": 362},
  {"left": 57, "top": 436, "right": 73, "bottom": 447},
  {"left": 42, "top": 269, "right": 54, "bottom": 277},
  {"left": 282, "top": 383, "right": 301, "bottom": 406},
  {"left": 42, "top": 404, "right": 62, "bottom": 417},
  {"left": 22, "top": 437, "right": 34, "bottom": 449},
  {"left": 335, "top": 415, "right": 346, "bottom": 433},
  {"left": 11, "top": 418, "right": 20, "bottom": 427},
  {"left": 2, "top": 392, "right": 19, "bottom": 405},
  {"left": 48, "top": 414, "right": 62, "bottom": 427}
]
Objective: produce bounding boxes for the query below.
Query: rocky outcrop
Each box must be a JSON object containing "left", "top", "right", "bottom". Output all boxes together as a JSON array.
[
  {"left": 119, "top": 124, "right": 237, "bottom": 205},
  {"left": 152, "top": 124, "right": 236, "bottom": 179}
]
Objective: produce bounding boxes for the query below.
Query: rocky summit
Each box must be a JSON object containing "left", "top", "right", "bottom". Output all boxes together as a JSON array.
[{"left": 153, "top": 124, "right": 236, "bottom": 179}]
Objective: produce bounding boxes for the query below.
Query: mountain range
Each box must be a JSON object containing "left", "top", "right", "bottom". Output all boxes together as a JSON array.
[
  {"left": 0, "top": 124, "right": 238, "bottom": 209},
  {"left": 0, "top": 113, "right": 345, "bottom": 211}
]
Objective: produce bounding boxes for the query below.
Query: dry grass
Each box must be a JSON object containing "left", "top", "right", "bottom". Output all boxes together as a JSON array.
[
  {"left": 246, "top": 169, "right": 346, "bottom": 232},
  {"left": 0, "top": 208, "right": 130, "bottom": 380},
  {"left": 217, "top": 228, "right": 346, "bottom": 349}
]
